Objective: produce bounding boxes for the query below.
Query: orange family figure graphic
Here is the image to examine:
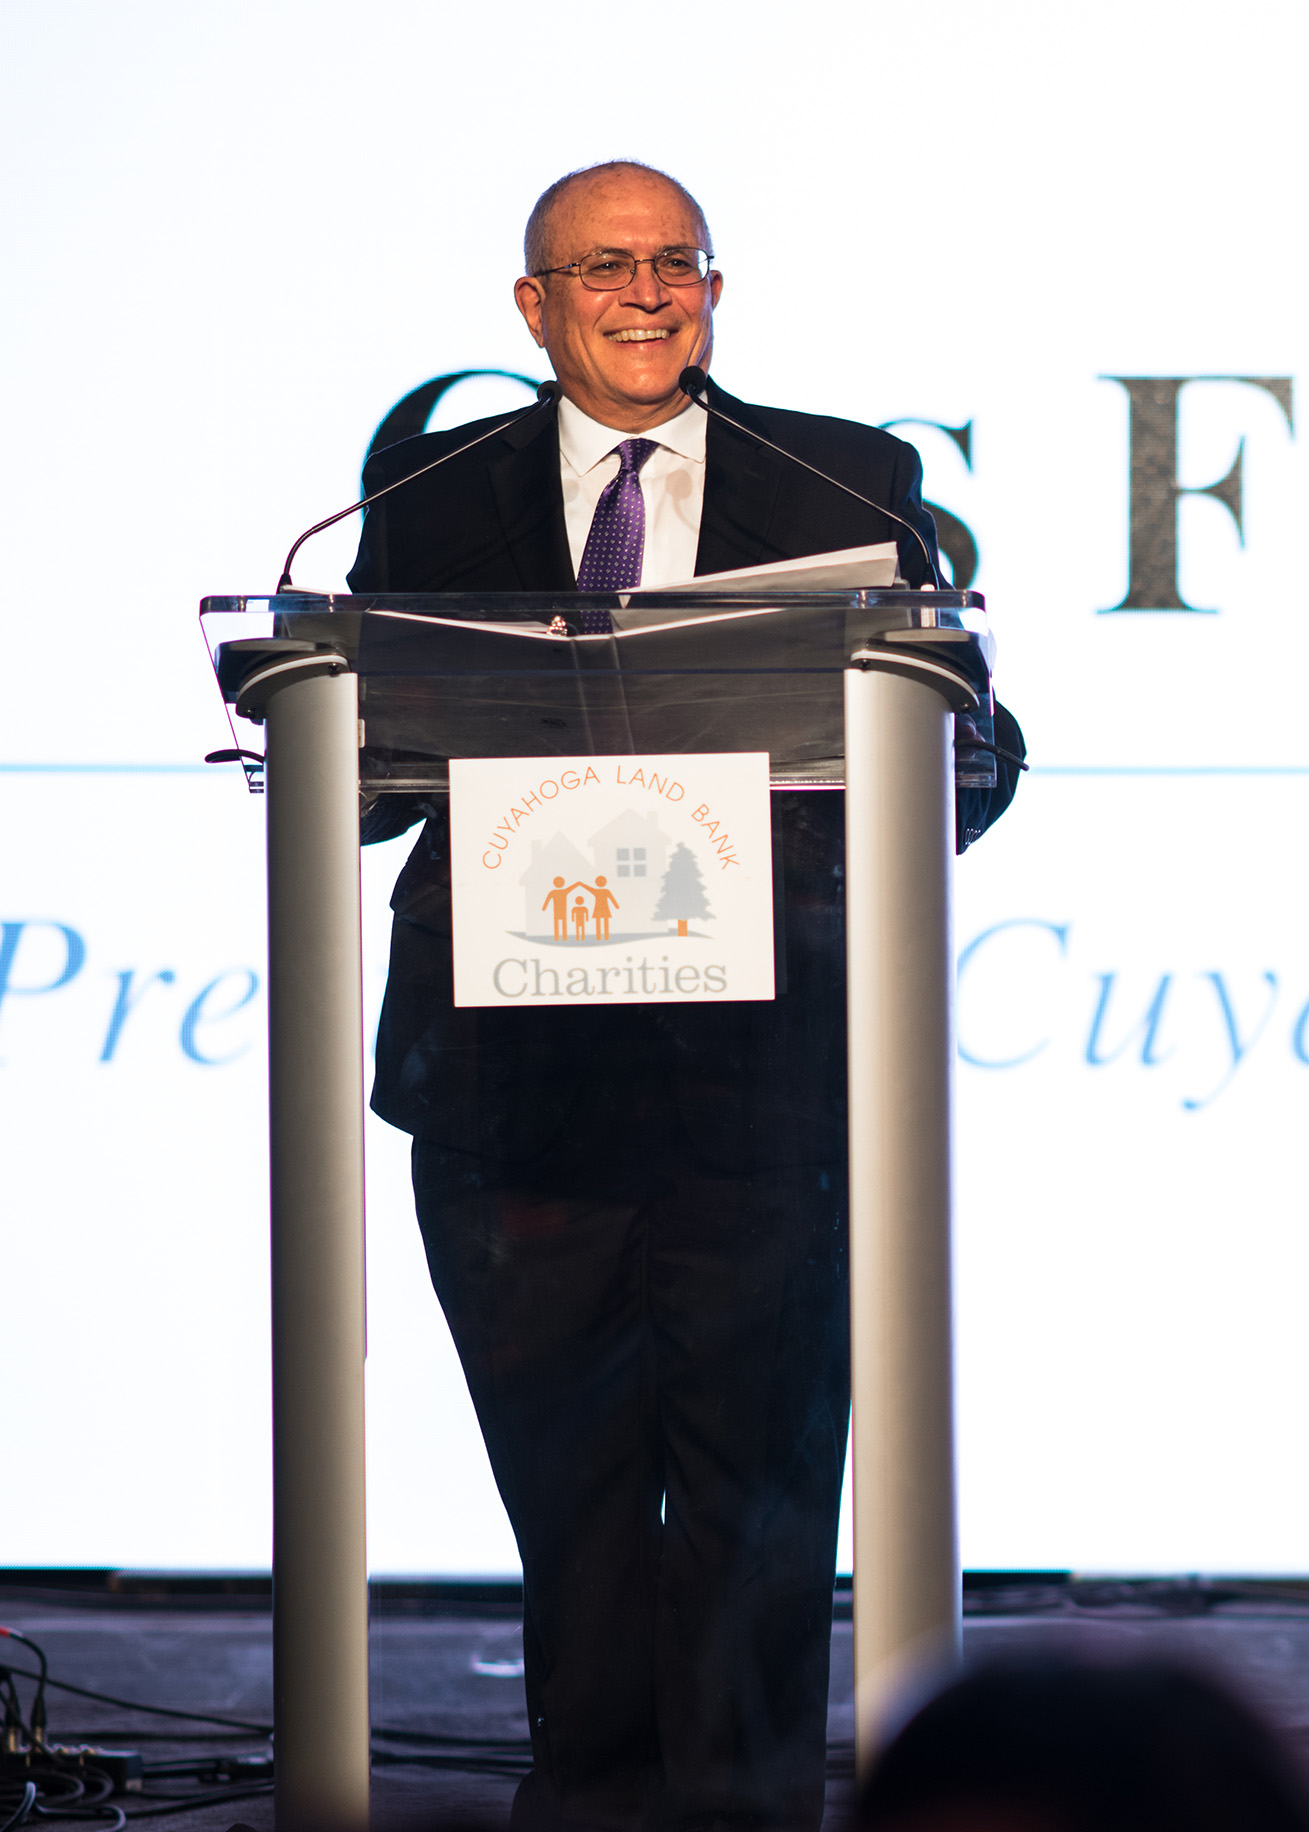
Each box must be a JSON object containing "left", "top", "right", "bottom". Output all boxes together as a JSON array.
[
  {"left": 580, "top": 876, "right": 619, "bottom": 940},
  {"left": 541, "top": 876, "right": 582, "bottom": 941},
  {"left": 541, "top": 875, "right": 620, "bottom": 942}
]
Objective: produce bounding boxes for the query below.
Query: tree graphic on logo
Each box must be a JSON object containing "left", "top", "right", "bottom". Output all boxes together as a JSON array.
[{"left": 652, "top": 842, "right": 712, "bottom": 937}]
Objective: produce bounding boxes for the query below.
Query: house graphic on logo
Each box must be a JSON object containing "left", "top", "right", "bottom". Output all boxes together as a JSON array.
[
  {"left": 585, "top": 810, "right": 669, "bottom": 931},
  {"left": 519, "top": 810, "right": 698, "bottom": 940}
]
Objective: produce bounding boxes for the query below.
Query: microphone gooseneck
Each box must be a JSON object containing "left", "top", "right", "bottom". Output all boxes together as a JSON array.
[
  {"left": 276, "top": 378, "right": 563, "bottom": 593},
  {"left": 677, "top": 369, "right": 945, "bottom": 589}
]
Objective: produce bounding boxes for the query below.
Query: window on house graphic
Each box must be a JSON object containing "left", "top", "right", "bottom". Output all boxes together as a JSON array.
[{"left": 616, "top": 848, "right": 647, "bottom": 879}]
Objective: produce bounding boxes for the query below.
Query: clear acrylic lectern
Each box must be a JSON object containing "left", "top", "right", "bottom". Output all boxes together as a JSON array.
[{"left": 200, "top": 587, "right": 996, "bottom": 1830}]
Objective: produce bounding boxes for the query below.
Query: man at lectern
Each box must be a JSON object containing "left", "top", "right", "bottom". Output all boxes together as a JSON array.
[{"left": 348, "top": 161, "right": 1022, "bottom": 1831}]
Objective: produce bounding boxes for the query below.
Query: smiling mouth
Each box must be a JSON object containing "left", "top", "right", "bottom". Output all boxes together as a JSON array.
[{"left": 606, "top": 327, "right": 674, "bottom": 343}]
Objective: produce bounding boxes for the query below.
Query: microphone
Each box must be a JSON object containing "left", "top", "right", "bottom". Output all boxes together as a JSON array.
[
  {"left": 677, "top": 367, "right": 945, "bottom": 590},
  {"left": 276, "top": 379, "right": 563, "bottom": 592}
]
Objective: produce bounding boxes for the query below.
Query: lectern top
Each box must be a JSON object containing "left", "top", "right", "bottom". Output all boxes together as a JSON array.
[
  {"left": 201, "top": 586, "right": 984, "bottom": 616},
  {"left": 200, "top": 589, "right": 993, "bottom": 794}
]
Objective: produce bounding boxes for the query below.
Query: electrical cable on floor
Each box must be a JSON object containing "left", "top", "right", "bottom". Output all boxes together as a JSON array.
[
  {"left": 370, "top": 1724, "right": 532, "bottom": 1749},
  {"left": 0, "top": 1782, "right": 36, "bottom": 1832},
  {"left": 1, "top": 1627, "right": 279, "bottom": 1828},
  {"left": 106, "top": 1784, "right": 274, "bottom": 1820},
  {"left": 2, "top": 1624, "right": 542, "bottom": 1823},
  {"left": 0, "top": 1634, "right": 47, "bottom": 1747},
  {"left": 45, "top": 1734, "right": 259, "bottom": 1748},
  {"left": 34, "top": 1809, "right": 126, "bottom": 1831},
  {"left": 0, "top": 1668, "right": 267, "bottom": 1735},
  {"left": 3, "top": 1663, "right": 531, "bottom": 1754}
]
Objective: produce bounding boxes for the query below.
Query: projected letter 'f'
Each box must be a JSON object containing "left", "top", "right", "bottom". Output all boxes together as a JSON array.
[{"left": 1100, "top": 375, "right": 1293, "bottom": 612}]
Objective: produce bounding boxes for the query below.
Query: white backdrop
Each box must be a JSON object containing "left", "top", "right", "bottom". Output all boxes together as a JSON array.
[{"left": 3, "top": 0, "right": 1307, "bottom": 1575}]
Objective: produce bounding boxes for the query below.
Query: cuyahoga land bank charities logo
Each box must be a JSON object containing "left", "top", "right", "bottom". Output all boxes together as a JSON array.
[{"left": 448, "top": 754, "right": 775, "bottom": 1007}]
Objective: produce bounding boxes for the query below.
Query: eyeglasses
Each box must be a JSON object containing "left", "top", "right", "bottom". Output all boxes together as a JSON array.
[{"left": 532, "top": 247, "right": 714, "bottom": 291}]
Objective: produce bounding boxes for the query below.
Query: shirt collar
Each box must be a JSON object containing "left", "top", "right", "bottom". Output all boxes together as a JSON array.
[{"left": 556, "top": 393, "right": 707, "bottom": 475}]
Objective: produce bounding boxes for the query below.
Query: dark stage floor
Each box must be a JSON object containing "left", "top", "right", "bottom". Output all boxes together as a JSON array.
[{"left": 5, "top": 1577, "right": 1309, "bottom": 1831}]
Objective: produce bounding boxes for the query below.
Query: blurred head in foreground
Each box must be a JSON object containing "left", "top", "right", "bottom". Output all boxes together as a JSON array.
[{"left": 856, "top": 1655, "right": 1309, "bottom": 1832}]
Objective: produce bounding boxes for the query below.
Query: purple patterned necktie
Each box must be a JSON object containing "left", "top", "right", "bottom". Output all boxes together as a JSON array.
[{"left": 576, "top": 437, "right": 659, "bottom": 631}]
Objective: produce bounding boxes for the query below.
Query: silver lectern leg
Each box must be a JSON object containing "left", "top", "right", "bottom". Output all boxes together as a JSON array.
[
  {"left": 264, "top": 668, "right": 369, "bottom": 1832},
  {"left": 844, "top": 663, "right": 961, "bottom": 1776}
]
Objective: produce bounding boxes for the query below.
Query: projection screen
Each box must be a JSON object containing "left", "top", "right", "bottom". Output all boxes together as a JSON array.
[{"left": 2, "top": 0, "right": 1306, "bottom": 1576}]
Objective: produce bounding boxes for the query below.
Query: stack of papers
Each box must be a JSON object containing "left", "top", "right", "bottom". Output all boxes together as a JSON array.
[{"left": 656, "top": 543, "right": 901, "bottom": 593}]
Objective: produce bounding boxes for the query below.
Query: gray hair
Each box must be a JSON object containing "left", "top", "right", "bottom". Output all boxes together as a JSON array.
[{"left": 523, "top": 161, "right": 713, "bottom": 275}]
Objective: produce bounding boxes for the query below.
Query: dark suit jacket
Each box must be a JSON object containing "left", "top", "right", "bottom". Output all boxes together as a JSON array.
[
  {"left": 348, "top": 381, "right": 1024, "bottom": 1165},
  {"left": 347, "top": 378, "right": 939, "bottom": 595}
]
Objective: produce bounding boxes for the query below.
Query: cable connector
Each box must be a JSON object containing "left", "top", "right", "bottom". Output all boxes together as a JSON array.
[
  {"left": 49, "top": 1746, "right": 143, "bottom": 1794},
  {"left": 196, "top": 1753, "right": 274, "bottom": 1785}
]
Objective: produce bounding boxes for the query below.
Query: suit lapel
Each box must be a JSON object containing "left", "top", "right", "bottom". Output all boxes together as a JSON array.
[
  {"left": 694, "top": 382, "right": 785, "bottom": 576},
  {"left": 488, "top": 404, "right": 577, "bottom": 591},
  {"left": 485, "top": 383, "right": 782, "bottom": 587}
]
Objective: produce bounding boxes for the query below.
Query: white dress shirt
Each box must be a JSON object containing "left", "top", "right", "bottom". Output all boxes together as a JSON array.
[{"left": 557, "top": 395, "right": 707, "bottom": 588}]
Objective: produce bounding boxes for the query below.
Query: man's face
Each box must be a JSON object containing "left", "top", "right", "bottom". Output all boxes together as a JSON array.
[{"left": 514, "top": 171, "right": 722, "bottom": 432}]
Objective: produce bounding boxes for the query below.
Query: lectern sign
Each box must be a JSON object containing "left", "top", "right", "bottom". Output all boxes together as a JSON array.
[{"left": 448, "top": 752, "right": 774, "bottom": 1008}]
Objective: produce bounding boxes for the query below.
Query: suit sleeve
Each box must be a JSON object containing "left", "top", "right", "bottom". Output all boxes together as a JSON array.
[
  {"left": 887, "top": 438, "right": 941, "bottom": 589},
  {"left": 956, "top": 700, "right": 1025, "bottom": 854},
  {"left": 361, "top": 792, "right": 427, "bottom": 846},
  {"left": 346, "top": 455, "right": 390, "bottom": 593},
  {"left": 350, "top": 449, "right": 422, "bottom": 839},
  {"left": 884, "top": 436, "right": 1024, "bottom": 852}
]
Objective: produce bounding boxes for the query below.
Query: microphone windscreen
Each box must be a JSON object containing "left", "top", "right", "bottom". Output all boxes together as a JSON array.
[
  {"left": 679, "top": 366, "right": 708, "bottom": 398},
  {"left": 537, "top": 379, "right": 562, "bottom": 403}
]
